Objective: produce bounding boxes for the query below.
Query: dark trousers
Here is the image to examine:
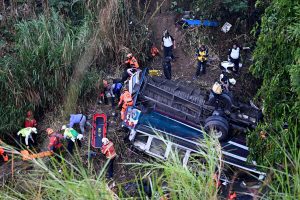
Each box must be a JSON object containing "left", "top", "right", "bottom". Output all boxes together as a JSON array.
[
  {"left": 67, "top": 139, "right": 81, "bottom": 155},
  {"left": 111, "top": 91, "right": 121, "bottom": 108},
  {"left": 163, "top": 46, "right": 174, "bottom": 59},
  {"left": 107, "top": 157, "right": 115, "bottom": 178},
  {"left": 230, "top": 56, "right": 239, "bottom": 73},
  {"left": 196, "top": 61, "right": 207, "bottom": 76},
  {"left": 163, "top": 62, "right": 172, "bottom": 80}
]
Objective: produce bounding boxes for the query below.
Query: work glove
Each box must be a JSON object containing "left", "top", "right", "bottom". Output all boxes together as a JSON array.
[{"left": 77, "top": 134, "right": 83, "bottom": 140}]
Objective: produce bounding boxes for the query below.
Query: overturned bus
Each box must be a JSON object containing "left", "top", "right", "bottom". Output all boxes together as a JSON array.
[{"left": 123, "top": 69, "right": 265, "bottom": 178}]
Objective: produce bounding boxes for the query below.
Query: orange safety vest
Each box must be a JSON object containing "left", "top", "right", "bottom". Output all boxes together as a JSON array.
[
  {"left": 101, "top": 141, "right": 116, "bottom": 159},
  {"left": 125, "top": 56, "right": 139, "bottom": 69},
  {"left": 119, "top": 91, "right": 133, "bottom": 107}
]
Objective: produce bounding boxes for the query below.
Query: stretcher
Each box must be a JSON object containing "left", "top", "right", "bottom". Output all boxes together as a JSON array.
[
  {"left": 20, "top": 150, "right": 53, "bottom": 161},
  {"left": 91, "top": 113, "right": 107, "bottom": 148}
]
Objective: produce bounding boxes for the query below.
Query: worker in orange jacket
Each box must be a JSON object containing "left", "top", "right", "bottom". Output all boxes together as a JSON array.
[
  {"left": 118, "top": 88, "right": 133, "bottom": 120},
  {"left": 121, "top": 53, "right": 140, "bottom": 82},
  {"left": 47, "top": 128, "right": 64, "bottom": 162},
  {"left": 0, "top": 147, "right": 8, "bottom": 162},
  {"left": 101, "top": 138, "right": 117, "bottom": 178},
  {"left": 24, "top": 110, "right": 37, "bottom": 128}
]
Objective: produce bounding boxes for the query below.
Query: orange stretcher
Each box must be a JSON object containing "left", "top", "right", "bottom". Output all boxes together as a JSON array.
[{"left": 20, "top": 150, "right": 53, "bottom": 161}]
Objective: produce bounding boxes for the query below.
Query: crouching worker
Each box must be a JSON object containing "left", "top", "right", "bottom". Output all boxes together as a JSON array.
[
  {"left": 47, "top": 128, "right": 64, "bottom": 162},
  {"left": 61, "top": 125, "right": 83, "bottom": 155},
  {"left": 17, "top": 127, "right": 38, "bottom": 149},
  {"left": 118, "top": 87, "right": 133, "bottom": 121},
  {"left": 68, "top": 113, "right": 91, "bottom": 136},
  {"left": 101, "top": 138, "right": 117, "bottom": 179}
]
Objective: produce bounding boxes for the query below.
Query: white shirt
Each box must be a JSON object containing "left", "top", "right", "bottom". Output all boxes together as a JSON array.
[
  {"left": 162, "top": 36, "right": 173, "bottom": 47},
  {"left": 230, "top": 47, "right": 240, "bottom": 59}
]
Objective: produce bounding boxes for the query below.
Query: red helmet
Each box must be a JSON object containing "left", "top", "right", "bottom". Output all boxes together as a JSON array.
[{"left": 27, "top": 111, "right": 33, "bottom": 117}]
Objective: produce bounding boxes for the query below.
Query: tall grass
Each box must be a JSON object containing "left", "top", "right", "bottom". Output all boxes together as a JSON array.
[{"left": 0, "top": 10, "right": 93, "bottom": 134}]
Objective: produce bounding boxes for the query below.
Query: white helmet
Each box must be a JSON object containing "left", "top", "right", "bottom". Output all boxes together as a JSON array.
[
  {"left": 31, "top": 127, "right": 37, "bottom": 134},
  {"left": 61, "top": 125, "right": 67, "bottom": 130},
  {"left": 229, "top": 78, "right": 236, "bottom": 85},
  {"left": 102, "top": 137, "right": 110, "bottom": 145}
]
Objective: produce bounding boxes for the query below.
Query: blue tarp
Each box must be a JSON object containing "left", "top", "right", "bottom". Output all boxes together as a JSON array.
[
  {"left": 183, "top": 19, "right": 219, "bottom": 27},
  {"left": 138, "top": 111, "right": 204, "bottom": 139}
]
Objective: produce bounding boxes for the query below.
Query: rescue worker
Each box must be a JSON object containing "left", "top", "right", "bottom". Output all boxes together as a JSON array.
[
  {"left": 47, "top": 128, "right": 64, "bottom": 162},
  {"left": 118, "top": 87, "right": 133, "bottom": 121},
  {"left": 161, "top": 30, "right": 176, "bottom": 59},
  {"left": 17, "top": 127, "right": 37, "bottom": 148},
  {"left": 110, "top": 80, "right": 123, "bottom": 108},
  {"left": 121, "top": 53, "right": 140, "bottom": 83},
  {"left": 61, "top": 125, "right": 83, "bottom": 154},
  {"left": 99, "top": 80, "right": 109, "bottom": 105},
  {"left": 68, "top": 113, "right": 89, "bottom": 136},
  {"left": 162, "top": 56, "right": 172, "bottom": 80},
  {"left": 0, "top": 147, "right": 8, "bottom": 162},
  {"left": 101, "top": 137, "right": 117, "bottom": 179},
  {"left": 125, "top": 53, "right": 139, "bottom": 75},
  {"left": 150, "top": 44, "right": 160, "bottom": 57},
  {"left": 220, "top": 73, "right": 236, "bottom": 91},
  {"left": 194, "top": 45, "right": 208, "bottom": 78},
  {"left": 228, "top": 44, "right": 240, "bottom": 73},
  {"left": 24, "top": 110, "right": 37, "bottom": 128}
]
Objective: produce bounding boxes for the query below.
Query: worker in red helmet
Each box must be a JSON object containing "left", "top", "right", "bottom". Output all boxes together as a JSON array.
[
  {"left": 118, "top": 87, "right": 133, "bottom": 120},
  {"left": 101, "top": 137, "right": 117, "bottom": 179},
  {"left": 47, "top": 128, "right": 64, "bottom": 162},
  {"left": 25, "top": 110, "right": 37, "bottom": 128}
]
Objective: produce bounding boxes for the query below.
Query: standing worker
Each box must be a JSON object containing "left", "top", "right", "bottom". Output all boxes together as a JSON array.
[
  {"left": 161, "top": 30, "right": 176, "bottom": 59},
  {"left": 118, "top": 88, "right": 133, "bottom": 121},
  {"left": 162, "top": 56, "right": 172, "bottom": 80},
  {"left": 24, "top": 110, "right": 37, "bottom": 128},
  {"left": 101, "top": 137, "right": 117, "bottom": 179},
  {"left": 194, "top": 45, "right": 208, "bottom": 79},
  {"left": 228, "top": 44, "right": 240, "bottom": 73},
  {"left": 61, "top": 125, "right": 83, "bottom": 154},
  {"left": 46, "top": 128, "right": 64, "bottom": 161},
  {"left": 17, "top": 127, "right": 38, "bottom": 148}
]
